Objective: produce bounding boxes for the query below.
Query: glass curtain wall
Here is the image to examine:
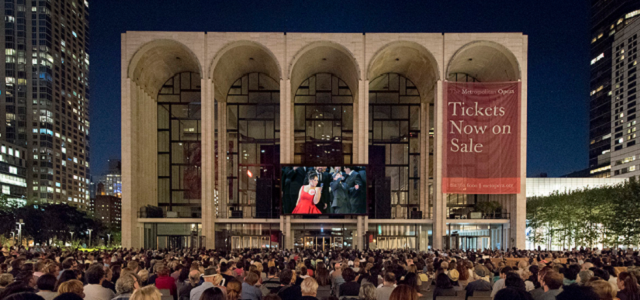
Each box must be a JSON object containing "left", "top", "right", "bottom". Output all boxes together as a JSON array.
[
  {"left": 294, "top": 73, "right": 353, "bottom": 165},
  {"left": 369, "top": 73, "right": 421, "bottom": 219},
  {"left": 226, "top": 73, "right": 280, "bottom": 218},
  {"left": 157, "top": 72, "right": 202, "bottom": 218}
]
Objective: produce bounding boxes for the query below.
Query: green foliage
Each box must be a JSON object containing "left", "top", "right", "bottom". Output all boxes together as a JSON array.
[
  {"left": 526, "top": 180, "right": 640, "bottom": 249},
  {"left": 0, "top": 203, "right": 111, "bottom": 246},
  {"left": 475, "top": 201, "right": 502, "bottom": 216}
]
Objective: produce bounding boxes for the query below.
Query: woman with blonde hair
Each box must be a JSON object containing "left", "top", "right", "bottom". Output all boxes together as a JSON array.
[
  {"left": 130, "top": 285, "right": 162, "bottom": 300},
  {"left": 358, "top": 283, "right": 376, "bottom": 300},
  {"left": 57, "top": 279, "right": 85, "bottom": 298},
  {"left": 586, "top": 279, "right": 616, "bottom": 300},
  {"left": 227, "top": 280, "right": 243, "bottom": 300}
]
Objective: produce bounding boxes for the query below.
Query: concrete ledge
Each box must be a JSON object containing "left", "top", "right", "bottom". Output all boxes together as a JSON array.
[
  {"left": 445, "top": 219, "right": 510, "bottom": 224},
  {"left": 137, "top": 218, "right": 202, "bottom": 223}
]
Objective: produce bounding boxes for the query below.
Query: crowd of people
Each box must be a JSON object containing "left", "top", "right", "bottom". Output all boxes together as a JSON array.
[{"left": 0, "top": 245, "right": 640, "bottom": 300}]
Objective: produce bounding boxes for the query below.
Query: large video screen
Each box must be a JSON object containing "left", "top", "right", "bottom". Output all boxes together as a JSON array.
[{"left": 281, "top": 166, "right": 367, "bottom": 215}]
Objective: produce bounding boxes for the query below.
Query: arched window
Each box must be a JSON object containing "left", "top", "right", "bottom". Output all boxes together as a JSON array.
[
  {"left": 369, "top": 73, "right": 420, "bottom": 219},
  {"left": 157, "top": 72, "right": 202, "bottom": 217},
  {"left": 294, "top": 73, "right": 353, "bottom": 165},
  {"left": 226, "top": 73, "right": 280, "bottom": 218}
]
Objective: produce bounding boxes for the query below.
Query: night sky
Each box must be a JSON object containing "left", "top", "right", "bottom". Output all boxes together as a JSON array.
[{"left": 89, "top": 0, "right": 590, "bottom": 177}]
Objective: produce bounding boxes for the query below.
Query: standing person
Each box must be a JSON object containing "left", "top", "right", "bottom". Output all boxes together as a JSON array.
[
  {"left": 314, "top": 167, "right": 332, "bottom": 214},
  {"left": 330, "top": 170, "right": 350, "bottom": 214},
  {"left": 432, "top": 273, "right": 456, "bottom": 300},
  {"left": 339, "top": 268, "right": 360, "bottom": 297},
  {"left": 83, "top": 264, "right": 116, "bottom": 300},
  {"left": 102, "top": 266, "right": 116, "bottom": 293},
  {"left": 179, "top": 270, "right": 200, "bottom": 300},
  {"left": 285, "top": 167, "right": 307, "bottom": 214},
  {"left": 359, "top": 283, "right": 376, "bottom": 300},
  {"left": 291, "top": 173, "right": 322, "bottom": 214},
  {"left": 342, "top": 166, "right": 364, "bottom": 214}
]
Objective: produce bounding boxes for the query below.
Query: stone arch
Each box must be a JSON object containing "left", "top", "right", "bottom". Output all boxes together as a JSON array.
[
  {"left": 210, "top": 40, "right": 282, "bottom": 102},
  {"left": 289, "top": 41, "right": 361, "bottom": 100},
  {"left": 128, "top": 39, "right": 202, "bottom": 98},
  {"left": 367, "top": 41, "right": 439, "bottom": 103},
  {"left": 446, "top": 40, "right": 521, "bottom": 82}
]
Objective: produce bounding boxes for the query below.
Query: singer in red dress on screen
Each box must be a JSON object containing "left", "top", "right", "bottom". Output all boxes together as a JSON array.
[{"left": 292, "top": 172, "right": 322, "bottom": 214}]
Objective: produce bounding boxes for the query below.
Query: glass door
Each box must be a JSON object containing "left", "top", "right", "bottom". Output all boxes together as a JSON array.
[
  {"left": 304, "top": 236, "right": 316, "bottom": 249},
  {"left": 333, "top": 236, "right": 344, "bottom": 248},
  {"left": 231, "top": 236, "right": 241, "bottom": 249}
]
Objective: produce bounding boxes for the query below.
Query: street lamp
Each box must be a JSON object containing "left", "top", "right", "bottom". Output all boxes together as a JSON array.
[
  {"left": 87, "top": 229, "right": 93, "bottom": 248},
  {"left": 70, "top": 231, "right": 74, "bottom": 242},
  {"left": 16, "top": 219, "right": 24, "bottom": 247},
  {"left": 107, "top": 233, "right": 111, "bottom": 246}
]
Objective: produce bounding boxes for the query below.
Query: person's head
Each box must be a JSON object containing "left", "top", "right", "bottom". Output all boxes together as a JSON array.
[
  {"left": 57, "top": 280, "right": 85, "bottom": 298},
  {"left": 499, "top": 266, "right": 513, "bottom": 279},
  {"left": 542, "top": 270, "right": 563, "bottom": 290},
  {"left": 279, "top": 269, "right": 293, "bottom": 285},
  {"left": 0, "top": 273, "right": 14, "bottom": 288},
  {"left": 36, "top": 274, "right": 57, "bottom": 291},
  {"left": 565, "top": 264, "right": 580, "bottom": 281},
  {"left": 130, "top": 285, "right": 162, "bottom": 300},
  {"left": 245, "top": 271, "right": 259, "bottom": 286},
  {"left": 342, "top": 268, "right": 356, "bottom": 282},
  {"left": 383, "top": 272, "right": 396, "bottom": 284},
  {"left": 219, "top": 262, "right": 229, "bottom": 274},
  {"left": 586, "top": 279, "right": 616, "bottom": 300},
  {"left": 263, "top": 295, "right": 282, "bottom": 300},
  {"left": 128, "top": 261, "right": 140, "bottom": 272},
  {"left": 495, "top": 288, "right": 534, "bottom": 300},
  {"left": 593, "top": 268, "right": 610, "bottom": 281},
  {"left": 86, "top": 264, "right": 106, "bottom": 284},
  {"left": 52, "top": 293, "right": 84, "bottom": 300},
  {"left": 617, "top": 272, "right": 639, "bottom": 294},
  {"left": 504, "top": 272, "right": 526, "bottom": 291},
  {"left": 582, "top": 262, "right": 594, "bottom": 271},
  {"left": 268, "top": 266, "right": 278, "bottom": 277},
  {"left": 579, "top": 270, "right": 594, "bottom": 284},
  {"left": 435, "top": 273, "right": 452, "bottom": 289},
  {"left": 555, "top": 284, "right": 600, "bottom": 300},
  {"left": 316, "top": 267, "right": 330, "bottom": 286},
  {"left": 308, "top": 173, "right": 318, "bottom": 188},
  {"left": 137, "top": 269, "right": 149, "bottom": 283},
  {"left": 188, "top": 270, "right": 201, "bottom": 286},
  {"left": 61, "top": 258, "right": 75, "bottom": 270},
  {"left": 157, "top": 265, "right": 170, "bottom": 277},
  {"left": 226, "top": 280, "right": 242, "bottom": 300},
  {"left": 358, "top": 283, "right": 376, "bottom": 300},
  {"left": 116, "top": 273, "right": 139, "bottom": 295},
  {"left": 389, "top": 284, "right": 417, "bottom": 300},
  {"left": 300, "top": 277, "right": 319, "bottom": 297},
  {"left": 199, "top": 287, "right": 225, "bottom": 300}
]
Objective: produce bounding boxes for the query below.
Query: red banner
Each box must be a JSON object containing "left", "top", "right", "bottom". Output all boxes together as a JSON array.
[{"left": 442, "top": 81, "right": 521, "bottom": 194}]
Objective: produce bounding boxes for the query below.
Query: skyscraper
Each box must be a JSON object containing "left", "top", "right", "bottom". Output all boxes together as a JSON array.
[
  {"left": 1, "top": 0, "right": 90, "bottom": 208},
  {"left": 589, "top": 0, "right": 640, "bottom": 175}
]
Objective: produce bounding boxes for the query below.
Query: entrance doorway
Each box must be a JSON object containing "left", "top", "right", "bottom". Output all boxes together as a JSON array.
[{"left": 302, "top": 236, "right": 344, "bottom": 251}]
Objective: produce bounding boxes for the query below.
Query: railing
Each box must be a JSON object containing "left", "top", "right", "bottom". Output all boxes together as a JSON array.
[
  {"left": 137, "top": 211, "right": 202, "bottom": 218},
  {"left": 448, "top": 212, "right": 511, "bottom": 220}
]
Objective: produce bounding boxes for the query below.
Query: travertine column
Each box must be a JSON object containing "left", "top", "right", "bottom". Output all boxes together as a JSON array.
[
  {"left": 217, "top": 102, "right": 227, "bottom": 217},
  {"left": 432, "top": 80, "right": 445, "bottom": 250},
  {"left": 201, "top": 79, "right": 216, "bottom": 248},
  {"left": 121, "top": 77, "right": 136, "bottom": 248}
]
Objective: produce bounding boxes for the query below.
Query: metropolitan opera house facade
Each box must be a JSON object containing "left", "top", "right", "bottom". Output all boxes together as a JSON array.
[{"left": 121, "top": 31, "right": 528, "bottom": 251}]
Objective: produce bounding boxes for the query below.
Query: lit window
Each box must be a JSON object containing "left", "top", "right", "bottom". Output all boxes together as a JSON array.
[
  {"left": 8, "top": 167, "right": 16, "bottom": 175},
  {"left": 2, "top": 186, "right": 9, "bottom": 195}
]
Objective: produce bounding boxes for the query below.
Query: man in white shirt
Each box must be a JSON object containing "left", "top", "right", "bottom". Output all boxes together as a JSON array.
[
  {"left": 83, "top": 265, "right": 115, "bottom": 300},
  {"left": 191, "top": 268, "right": 217, "bottom": 300},
  {"left": 490, "top": 266, "right": 512, "bottom": 298},
  {"left": 376, "top": 272, "right": 397, "bottom": 300}
]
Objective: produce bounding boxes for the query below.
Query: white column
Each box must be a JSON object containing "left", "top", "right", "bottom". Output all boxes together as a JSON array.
[
  {"left": 432, "top": 80, "right": 445, "bottom": 250},
  {"left": 356, "top": 216, "right": 364, "bottom": 249},
  {"left": 201, "top": 79, "right": 216, "bottom": 248},
  {"left": 285, "top": 215, "right": 292, "bottom": 249}
]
